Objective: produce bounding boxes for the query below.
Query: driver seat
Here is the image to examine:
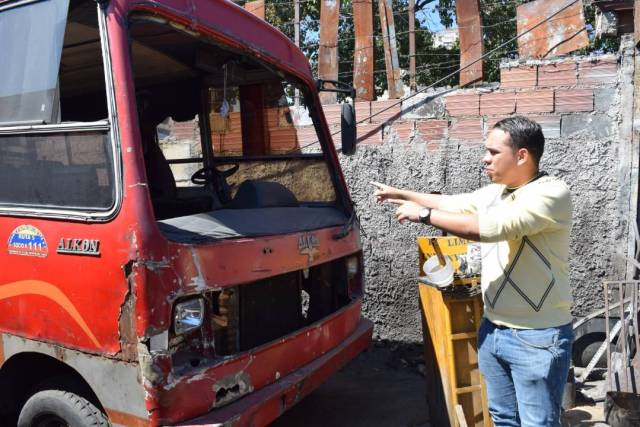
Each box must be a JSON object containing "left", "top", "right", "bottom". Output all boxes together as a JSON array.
[{"left": 144, "top": 138, "right": 213, "bottom": 220}]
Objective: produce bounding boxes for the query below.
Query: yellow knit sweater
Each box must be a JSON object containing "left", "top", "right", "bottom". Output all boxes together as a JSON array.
[{"left": 441, "top": 175, "right": 573, "bottom": 329}]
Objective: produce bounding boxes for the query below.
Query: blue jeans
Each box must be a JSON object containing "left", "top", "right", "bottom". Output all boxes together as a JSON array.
[{"left": 478, "top": 318, "right": 573, "bottom": 427}]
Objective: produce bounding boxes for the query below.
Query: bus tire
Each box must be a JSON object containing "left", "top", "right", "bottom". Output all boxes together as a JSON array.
[{"left": 17, "top": 389, "right": 108, "bottom": 427}]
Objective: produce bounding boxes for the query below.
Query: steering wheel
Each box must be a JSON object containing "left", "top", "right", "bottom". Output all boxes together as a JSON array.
[
  {"left": 190, "top": 163, "right": 240, "bottom": 204},
  {"left": 190, "top": 163, "right": 239, "bottom": 185}
]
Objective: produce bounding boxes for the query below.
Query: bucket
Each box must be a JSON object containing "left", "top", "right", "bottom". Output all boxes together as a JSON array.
[
  {"left": 422, "top": 255, "right": 454, "bottom": 288},
  {"left": 605, "top": 391, "right": 640, "bottom": 427}
]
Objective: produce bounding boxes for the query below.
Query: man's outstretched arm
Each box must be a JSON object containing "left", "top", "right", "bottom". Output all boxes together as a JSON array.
[{"left": 391, "top": 199, "right": 480, "bottom": 241}]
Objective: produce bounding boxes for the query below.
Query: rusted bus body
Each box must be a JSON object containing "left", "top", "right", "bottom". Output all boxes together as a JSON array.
[{"left": 0, "top": 0, "right": 372, "bottom": 425}]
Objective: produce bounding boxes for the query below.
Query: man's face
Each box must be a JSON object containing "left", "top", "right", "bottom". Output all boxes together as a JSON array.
[{"left": 482, "top": 128, "right": 519, "bottom": 185}]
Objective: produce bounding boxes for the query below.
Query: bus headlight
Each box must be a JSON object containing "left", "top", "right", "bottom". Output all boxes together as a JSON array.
[{"left": 174, "top": 298, "right": 205, "bottom": 335}]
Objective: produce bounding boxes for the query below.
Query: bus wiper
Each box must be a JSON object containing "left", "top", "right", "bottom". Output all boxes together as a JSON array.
[{"left": 333, "top": 204, "right": 365, "bottom": 240}]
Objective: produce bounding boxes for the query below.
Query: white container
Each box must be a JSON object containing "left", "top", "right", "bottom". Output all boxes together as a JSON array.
[{"left": 422, "top": 255, "right": 454, "bottom": 288}]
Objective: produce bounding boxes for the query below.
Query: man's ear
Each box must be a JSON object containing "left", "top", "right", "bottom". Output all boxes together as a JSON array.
[{"left": 516, "top": 148, "right": 529, "bottom": 166}]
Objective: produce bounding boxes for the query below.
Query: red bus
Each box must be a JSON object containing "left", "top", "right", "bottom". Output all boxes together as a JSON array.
[{"left": 0, "top": 0, "right": 372, "bottom": 425}]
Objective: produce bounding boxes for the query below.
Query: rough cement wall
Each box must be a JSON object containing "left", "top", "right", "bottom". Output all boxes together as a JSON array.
[{"left": 332, "top": 39, "right": 636, "bottom": 342}]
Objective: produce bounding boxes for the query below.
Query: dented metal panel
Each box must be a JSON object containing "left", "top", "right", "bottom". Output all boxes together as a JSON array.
[
  {"left": 353, "top": 0, "right": 375, "bottom": 101},
  {"left": 456, "top": 0, "right": 483, "bottom": 87},
  {"left": 2, "top": 334, "right": 148, "bottom": 421},
  {"left": 517, "top": 0, "right": 588, "bottom": 58},
  {"left": 378, "top": 0, "right": 404, "bottom": 99},
  {"left": 319, "top": 0, "right": 340, "bottom": 104}
]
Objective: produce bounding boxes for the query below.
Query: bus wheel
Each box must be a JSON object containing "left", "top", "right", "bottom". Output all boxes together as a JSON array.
[{"left": 17, "top": 389, "right": 108, "bottom": 427}]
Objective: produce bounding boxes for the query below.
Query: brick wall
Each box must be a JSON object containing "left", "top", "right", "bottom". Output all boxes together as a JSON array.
[{"left": 308, "top": 55, "right": 618, "bottom": 150}]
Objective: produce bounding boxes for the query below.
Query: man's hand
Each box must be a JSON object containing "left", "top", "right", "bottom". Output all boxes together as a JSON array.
[
  {"left": 371, "top": 181, "right": 405, "bottom": 203},
  {"left": 388, "top": 199, "right": 422, "bottom": 224}
]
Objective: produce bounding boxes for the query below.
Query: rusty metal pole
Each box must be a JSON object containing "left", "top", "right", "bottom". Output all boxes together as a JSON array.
[
  {"left": 408, "top": 0, "right": 416, "bottom": 93},
  {"left": 294, "top": 0, "right": 301, "bottom": 107},
  {"left": 456, "top": 0, "right": 483, "bottom": 87},
  {"left": 353, "top": 0, "right": 375, "bottom": 101},
  {"left": 378, "top": 0, "right": 404, "bottom": 98},
  {"left": 318, "top": 0, "right": 340, "bottom": 104}
]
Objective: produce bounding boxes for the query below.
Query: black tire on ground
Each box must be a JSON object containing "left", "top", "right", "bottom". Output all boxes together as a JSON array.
[{"left": 17, "top": 389, "right": 108, "bottom": 427}]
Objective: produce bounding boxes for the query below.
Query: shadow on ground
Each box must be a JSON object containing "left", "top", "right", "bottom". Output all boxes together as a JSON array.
[{"left": 272, "top": 341, "right": 431, "bottom": 427}]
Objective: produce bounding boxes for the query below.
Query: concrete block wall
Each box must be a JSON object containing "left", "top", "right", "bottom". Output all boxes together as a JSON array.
[{"left": 331, "top": 47, "right": 635, "bottom": 342}]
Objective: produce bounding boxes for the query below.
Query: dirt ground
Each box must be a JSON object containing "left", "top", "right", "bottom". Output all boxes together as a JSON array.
[
  {"left": 272, "top": 343, "right": 614, "bottom": 427},
  {"left": 272, "top": 342, "right": 431, "bottom": 427}
]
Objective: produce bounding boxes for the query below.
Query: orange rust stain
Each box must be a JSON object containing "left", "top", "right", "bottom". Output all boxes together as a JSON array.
[
  {"left": 0, "top": 334, "right": 4, "bottom": 366},
  {"left": 106, "top": 409, "right": 150, "bottom": 427},
  {"left": 0, "top": 280, "right": 100, "bottom": 347}
]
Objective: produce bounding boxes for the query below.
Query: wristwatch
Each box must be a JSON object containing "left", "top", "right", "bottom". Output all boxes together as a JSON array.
[{"left": 419, "top": 208, "right": 432, "bottom": 225}]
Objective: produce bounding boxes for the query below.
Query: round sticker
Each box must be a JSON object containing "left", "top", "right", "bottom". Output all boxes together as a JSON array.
[{"left": 8, "top": 225, "right": 48, "bottom": 258}]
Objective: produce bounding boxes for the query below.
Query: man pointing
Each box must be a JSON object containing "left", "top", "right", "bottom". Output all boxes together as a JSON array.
[{"left": 373, "top": 116, "right": 573, "bottom": 427}]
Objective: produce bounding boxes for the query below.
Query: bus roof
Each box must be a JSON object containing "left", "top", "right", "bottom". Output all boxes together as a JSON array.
[{"left": 125, "top": 0, "right": 313, "bottom": 82}]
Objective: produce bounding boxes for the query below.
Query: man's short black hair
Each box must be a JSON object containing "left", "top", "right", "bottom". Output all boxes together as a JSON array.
[{"left": 493, "top": 115, "right": 545, "bottom": 165}]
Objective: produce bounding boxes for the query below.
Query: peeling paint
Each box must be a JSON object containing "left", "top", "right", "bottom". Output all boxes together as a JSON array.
[{"left": 212, "top": 371, "right": 253, "bottom": 408}]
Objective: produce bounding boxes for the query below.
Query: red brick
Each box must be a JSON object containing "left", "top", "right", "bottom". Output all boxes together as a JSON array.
[
  {"left": 355, "top": 101, "right": 371, "bottom": 123},
  {"left": 384, "top": 121, "right": 414, "bottom": 143},
  {"left": 537, "top": 62, "right": 577, "bottom": 87},
  {"left": 516, "top": 89, "right": 554, "bottom": 113},
  {"left": 480, "top": 91, "right": 516, "bottom": 115},
  {"left": 555, "top": 89, "right": 593, "bottom": 112},
  {"left": 269, "top": 128, "right": 299, "bottom": 153},
  {"left": 356, "top": 123, "right": 383, "bottom": 145},
  {"left": 295, "top": 126, "right": 319, "bottom": 146},
  {"left": 578, "top": 59, "right": 618, "bottom": 86},
  {"left": 500, "top": 65, "right": 537, "bottom": 88},
  {"left": 416, "top": 120, "right": 448, "bottom": 141},
  {"left": 449, "top": 118, "right": 483, "bottom": 141},
  {"left": 321, "top": 103, "right": 342, "bottom": 128},
  {"left": 370, "top": 100, "right": 402, "bottom": 124},
  {"left": 445, "top": 93, "right": 480, "bottom": 116}
]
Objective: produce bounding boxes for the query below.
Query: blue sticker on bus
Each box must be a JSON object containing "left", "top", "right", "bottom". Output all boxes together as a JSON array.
[{"left": 8, "top": 225, "right": 48, "bottom": 258}]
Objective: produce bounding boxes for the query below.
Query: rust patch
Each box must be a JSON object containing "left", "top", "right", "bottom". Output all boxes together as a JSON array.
[
  {"left": 105, "top": 408, "right": 150, "bottom": 427},
  {"left": 318, "top": 0, "right": 340, "bottom": 104},
  {"left": 213, "top": 371, "right": 253, "bottom": 408},
  {"left": 0, "top": 334, "right": 4, "bottom": 366},
  {"left": 353, "top": 0, "right": 375, "bottom": 101},
  {"left": 119, "top": 261, "right": 138, "bottom": 361},
  {"left": 517, "top": 0, "right": 588, "bottom": 58},
  {"left": 456, "top": 0, "right": 484, "bottom": 86}
]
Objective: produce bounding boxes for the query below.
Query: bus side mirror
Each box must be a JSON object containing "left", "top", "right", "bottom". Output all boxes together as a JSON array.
[{"left": 341, "top": 103, "right": 356, "bottom": 155}]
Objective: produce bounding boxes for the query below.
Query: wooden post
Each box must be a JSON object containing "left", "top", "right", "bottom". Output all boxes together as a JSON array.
[
  {"left": 353, "top": 0, "right": 375, "bottom": 101},
  {"left": 378, "top": 0, "right": 404, "bottom": 99},
  {"left": 408, "top": 0, "right": 416, "bottom": 93},
  {"left": 318, "top": 0, "right": 340, "bottom": 104},
  {"left": 456, "top": 0, "right": 483, "bottom": 87},
  {"left": 294, "top": 0, "right": 301, "bottom": 107}
]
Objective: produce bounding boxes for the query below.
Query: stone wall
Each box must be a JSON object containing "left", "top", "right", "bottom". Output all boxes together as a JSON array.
[{"left": 321, "top": 40, "right": 636, "bottom": 342}]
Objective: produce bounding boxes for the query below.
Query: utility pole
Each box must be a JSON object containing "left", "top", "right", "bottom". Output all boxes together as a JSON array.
[
  {"left": 378, "top": 0, "right": 404, "bottom": 98},
  {"left": 353, "top": 0, "right": 375, "bottom": 101},
  {"left": 294, "top": 0, "right": 300, "bottom": 107},
  {"left": 408, "top": 0, "right": 416, "bottom": 93},
  {"left": 318, "top": 0, "right": 340, "bottom": 104}
]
